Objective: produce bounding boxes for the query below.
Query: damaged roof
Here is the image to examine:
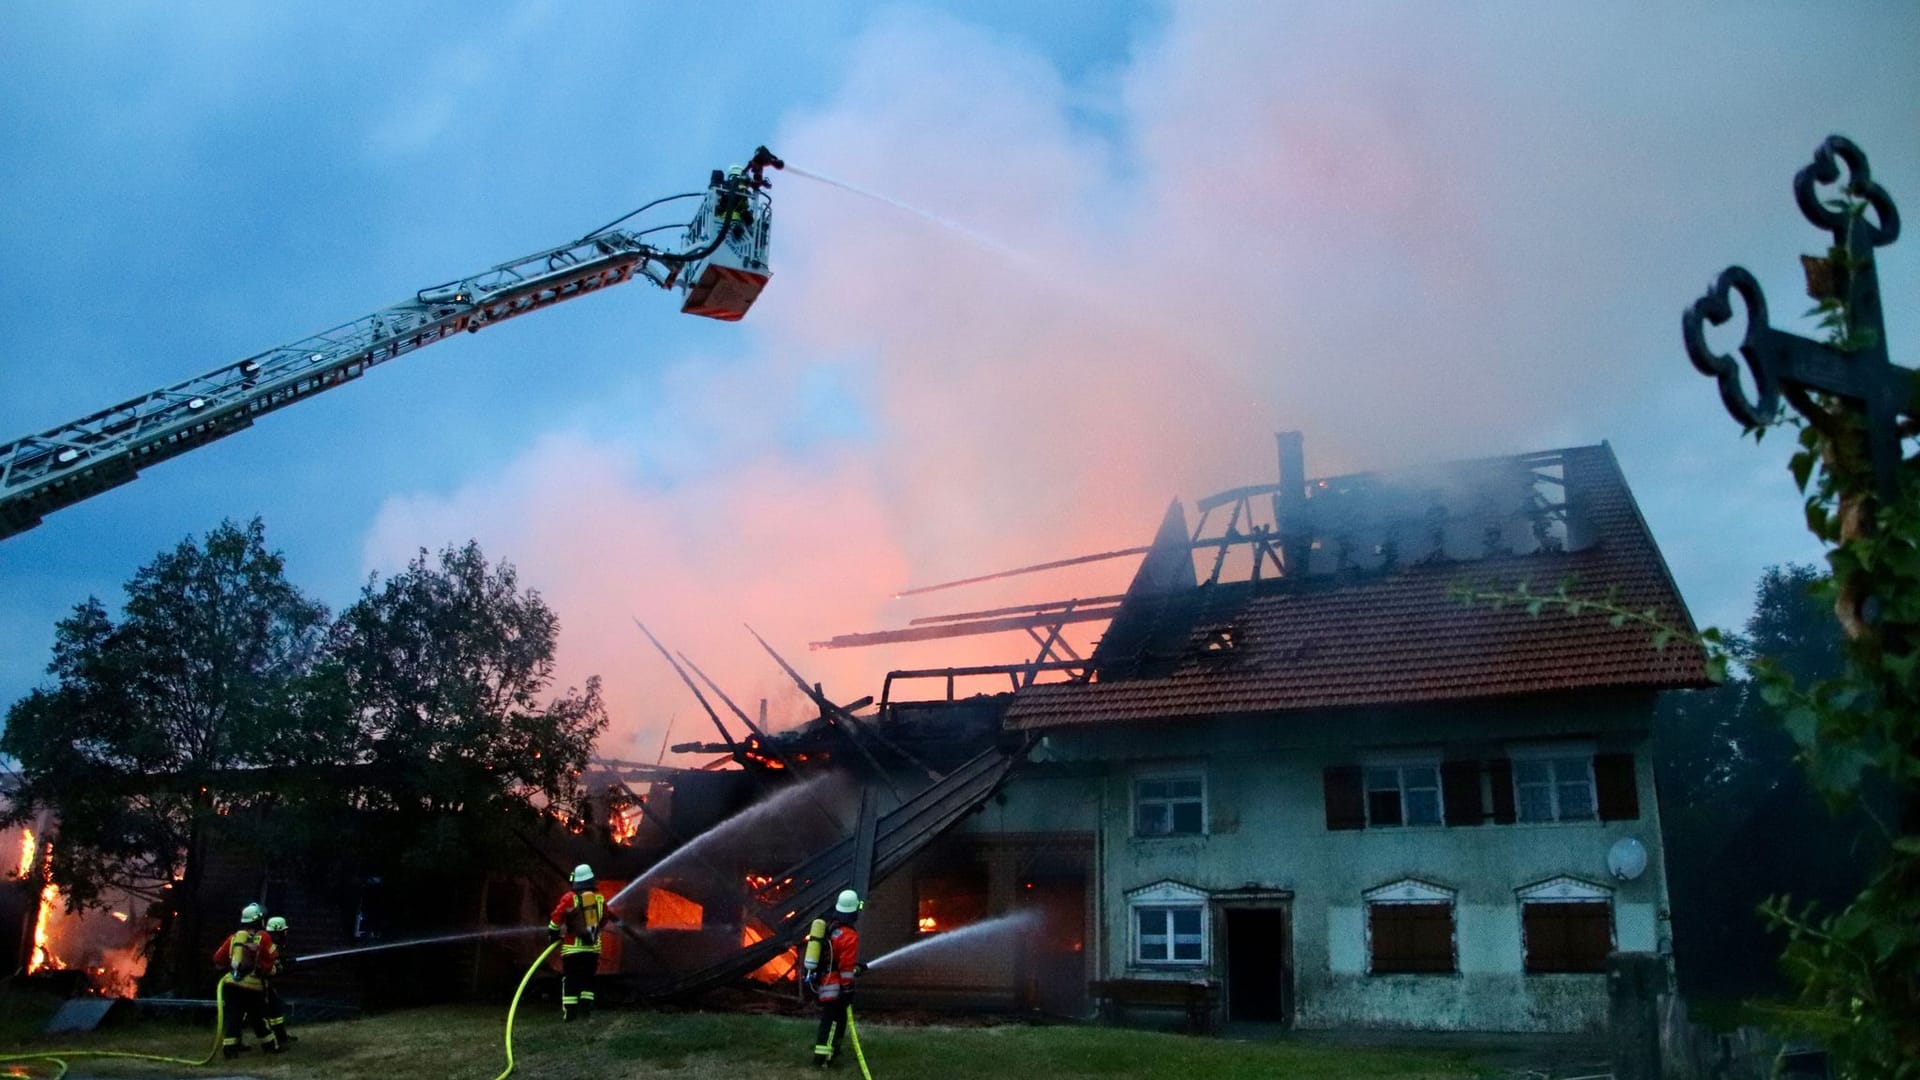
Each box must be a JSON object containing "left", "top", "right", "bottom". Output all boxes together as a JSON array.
[{"left": 1004, "top": 443, "right": 1710, "bottom": 730}]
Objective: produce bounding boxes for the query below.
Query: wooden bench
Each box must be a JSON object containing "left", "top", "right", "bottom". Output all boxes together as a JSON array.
[{"left": 1090, "top": 978, "right": 1218, "bottom": 1034}]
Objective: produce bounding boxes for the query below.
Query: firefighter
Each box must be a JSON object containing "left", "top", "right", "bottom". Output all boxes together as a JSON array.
[
  {"left": 214, "top": 903, "right": 282, "bottom": 1058},
  {"left": 806, "top": 889, "right": 868, "bottom": 1068},
  {"left": 712, "top": 165, "right": 753, "bottom": 232},
  {"left": 546, "top": 863, "right": 611, "bottom": 1021},
  {"left": 261, "top": 915, "right": 297, "bottom": 1048}
]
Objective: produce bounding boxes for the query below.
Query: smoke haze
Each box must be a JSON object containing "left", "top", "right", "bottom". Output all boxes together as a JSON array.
[{"left": 360, "top": 4, "right": 1918, "bottom": 757}]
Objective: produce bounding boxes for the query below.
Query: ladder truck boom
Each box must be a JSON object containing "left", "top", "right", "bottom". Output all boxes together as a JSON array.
[{"left": 0, "top": 146, "right": 785, "bottom": 542}]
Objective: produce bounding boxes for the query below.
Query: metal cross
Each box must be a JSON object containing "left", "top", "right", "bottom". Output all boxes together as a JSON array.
[{"left": 1683, "top": 135, "right": 1911, "bottom": 500}]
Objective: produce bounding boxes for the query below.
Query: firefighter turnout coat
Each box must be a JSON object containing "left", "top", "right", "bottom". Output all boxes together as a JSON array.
[
  {"left": 547, "top": 889, "right": 609, "bottom": 955},
  {"left": 213, "top": 929, "right": 278, "bottom": 991},
  {"left": 814, "top": 922, "right": 859, "bottom": 1002}
]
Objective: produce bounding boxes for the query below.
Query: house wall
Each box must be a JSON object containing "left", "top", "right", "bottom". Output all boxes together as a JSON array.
[{"left": 1013, "top": 692, "right": 1671, "bottom": 1033}]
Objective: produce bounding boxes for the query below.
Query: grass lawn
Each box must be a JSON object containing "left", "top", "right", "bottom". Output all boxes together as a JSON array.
[{"left": 0, "top": 1003, "right": 1493, "bottom": 1079}]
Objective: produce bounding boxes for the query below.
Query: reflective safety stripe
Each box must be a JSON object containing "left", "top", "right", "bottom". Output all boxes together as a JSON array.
[
  {"left": 560, "top": 944, "right": 602, "bottom": 955},
  {"left": 561, "top": 995, "right": 579, "bottom": 1005},
  {"left": 579, "top": 991, "right": 595, "bottom": 1000},
  {"left": 223, "top": 1037, "right": 239, "bottom": 1047}
]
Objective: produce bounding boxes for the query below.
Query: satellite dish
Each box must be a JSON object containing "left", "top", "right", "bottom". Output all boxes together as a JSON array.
[{"left": 1607, "top": 837, "right": 1648, "bottom": 881}]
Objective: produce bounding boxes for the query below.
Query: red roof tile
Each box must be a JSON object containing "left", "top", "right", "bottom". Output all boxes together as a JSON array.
[{"left": 1005, "top": 444, "right": 1709, "bottom": 730}]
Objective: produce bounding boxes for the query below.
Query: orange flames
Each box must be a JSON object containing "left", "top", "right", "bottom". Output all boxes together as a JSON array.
[
  {"left": 645, "top": 888, "right": 703, "bottom": 930},
  {"left": 10, "top": 827, "right": 150, "bottom": 995},
  {"left": 741, "top": 923, "right": 798, "bottom": 983},
  {"left": 27, "top": 839, "right": 57, "bottom": 975},
  {"left": 609, "top": 803, "right": 642, "bottom": 846},
  {"left": 917, "top": 916, "right": 938, "bottom": 934}
]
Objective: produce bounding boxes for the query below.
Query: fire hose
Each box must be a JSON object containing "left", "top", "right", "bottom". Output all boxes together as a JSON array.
[
  {"left": 847, "top": 1005, "right": 875, "bottom": 1080},
  {"left": 0, "top": 978, "right": 228, "bottom": 1079},
  {"left": 492, "top": 940, "right": 558, "bottom": 1080}
]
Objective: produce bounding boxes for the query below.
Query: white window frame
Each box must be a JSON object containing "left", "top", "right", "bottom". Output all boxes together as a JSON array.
[
  {"left": 1508, "top": 742, "right": 1598, "bottom": 824},
  {"left": 1360, "top": 754, "right": 1445, "bottom": 828},
  {"left": 1126, "top": 881, "right": 1209, "bottom": 967},
  {"left": 1361, "top": 878, "right": 1457, "bottom": 976},
  {"left": 1132, "top": 768, "right": 1208, "bottom": 838}
]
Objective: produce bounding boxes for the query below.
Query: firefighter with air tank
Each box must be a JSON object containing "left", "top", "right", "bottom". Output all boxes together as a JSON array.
[
  {"left": 213, "top": 903, "right": 284, "bottom": 1058},
  {"left": 803, "top": 889, "right": 867, "bottom": 1068},
  {"left": 260, "top": 915, "right": 297, "bottom": 1048},
  {"left": 547, "top": 863, "right": 613, "bottom": 1021}
]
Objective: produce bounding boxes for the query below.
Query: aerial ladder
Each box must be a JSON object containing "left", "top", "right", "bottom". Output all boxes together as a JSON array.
[{"left": 0, "top": 146, "right": 785, "bottom": 542}]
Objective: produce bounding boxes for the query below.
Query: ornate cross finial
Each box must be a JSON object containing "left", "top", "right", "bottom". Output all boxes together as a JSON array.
[{"left": 1683, "top": 135, "right": 1912, "bottom": 500}]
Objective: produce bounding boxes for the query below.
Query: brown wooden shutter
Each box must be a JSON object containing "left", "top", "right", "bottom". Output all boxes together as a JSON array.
[
  {"left": 1323, "top": 766, "right": 1365, "bottom": 831},
  {"left": 1594, "top": 753, "right": 1640, "bottom": 821},
  {"left": 1487, "top": 758, "right": 1517, "bottom": 824},
  {"left": 1441, "top": 760, "right": 1483, "bottom": 826}
]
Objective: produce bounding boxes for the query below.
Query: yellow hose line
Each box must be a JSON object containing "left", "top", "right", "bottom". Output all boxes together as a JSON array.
[
  {"left": 0, "top": 978, "right": 227, "bottom": 1077},
  {"left": 847, "top": 1005, "right": 874, "bottom": 1080},
  {"left": 493, "top": 941, "right": 558, "bottom": 1080}
]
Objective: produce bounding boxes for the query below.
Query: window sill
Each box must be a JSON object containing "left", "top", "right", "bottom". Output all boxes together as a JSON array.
[
  {"left": 1130, "top": 832, "right": 1209, "bottom": 842},
  {"left": 1364, "top": 970, "right": 1461, "bottom": 978}
]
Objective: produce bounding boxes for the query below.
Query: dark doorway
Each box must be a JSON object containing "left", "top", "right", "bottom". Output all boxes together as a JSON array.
[
  {"left": 1225, "top": 907, "right": 1291, "bottom": 1023},
  {"left": 1017, "top": 873, "right": 1087, "bottom": 1017}
]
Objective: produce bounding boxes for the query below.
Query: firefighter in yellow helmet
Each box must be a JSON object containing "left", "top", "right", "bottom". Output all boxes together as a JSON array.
[
  {"left": 546, "top": 864, "right": 612, "bottom": 1021},
  {"left": 214, "top": 903, "right": 283, "bottom": 1058},
  {"left": 260, "top": 915, "right": 297, "bottom": 1048},
  {"left": 805, "top": 889, "right": 868, "bottom": 1067}
]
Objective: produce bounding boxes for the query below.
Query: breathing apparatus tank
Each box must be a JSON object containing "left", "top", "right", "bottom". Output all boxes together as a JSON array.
[{"left": 802, "top": 918, "right": 828, "bottom": 978}]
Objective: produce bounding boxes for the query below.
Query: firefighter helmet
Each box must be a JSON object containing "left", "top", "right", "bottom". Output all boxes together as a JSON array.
[
  {"left": 570, "top": 863, "right": 595, "bottom": 886},
  {"left": 266, "top": 916, "right": 288, "bottom": 933},
  {"left": 240, "top": 903, "right": 264, "bottom": 924},
  {"left": 835, "top": 889, "right": 862, "bottom": 914}
]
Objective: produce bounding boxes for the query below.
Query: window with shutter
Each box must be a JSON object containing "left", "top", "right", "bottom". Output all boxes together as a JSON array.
[
  {"left": 1441, "top": 760, "right": 1483, "bottom": 826},
  {"left": 1593, "top": 753, "right": 1640, "bottom": 820},
  {"left": 1323, "top": 765, "right": 1365, "bottom": 831},
  {"left": 1522, "top": 900, "right": 1612, "bottom": 973},
  {"left": 1363, "top": 764, "right": 1442, "bottom": 827},
  {"left": 1507, "top": 752, "right": 1598, "bottom": 823},
  {"left": 1367, "top": 902, "right": 1455, "bottom": 974},
  {"left": 1488, "top": 759, "right": 1517, "bottom": 824}
]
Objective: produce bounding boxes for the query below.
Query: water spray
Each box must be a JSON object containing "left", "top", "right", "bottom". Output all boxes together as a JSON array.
[
  {"left": 863, "top": 909, "right": 1040, "bottom": 972},
  {"left": 298, "top": 925, "right": 545, "bottom": 965},
  {"left": 783, "top": 163, "right": 1180, "bottom": 354},
  {"left": 604, "top": 772, "right": 845, "bottom": 913},
  {"left": 783, "top": 165, "right": 1037, "bottom": 266}
]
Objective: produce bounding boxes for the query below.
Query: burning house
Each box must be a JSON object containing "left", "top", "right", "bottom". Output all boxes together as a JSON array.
[
  {"left": 790, "top": 437, "right": 1705, "bottom": 1033},
  {"left": 1, "top": 435, "right": 1703, "bottom": 1034}
]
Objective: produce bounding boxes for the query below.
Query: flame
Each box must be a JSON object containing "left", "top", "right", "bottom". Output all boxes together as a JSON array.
[
  {"left": 741, "top": 923, "right": 798, "bottom": 983},
  {"left": 16, "top": 828, "right": 34, "bottom": 879},
  {"left": 609, "top": 804, "right": 642, "bottom": 846},
  {"left": 645, "top": 888, "right": 703, "bottom": 930},
  {"left": 917, "top": 916, "right": 938, "bottom": 934},
  {"left": 28, "top": 842, "right": 58, "bottom": 975}
]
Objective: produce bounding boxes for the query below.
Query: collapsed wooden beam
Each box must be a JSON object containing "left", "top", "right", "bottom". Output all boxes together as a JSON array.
[{"left": 810, "top": 604, "right": 1121, "bottom": 650}]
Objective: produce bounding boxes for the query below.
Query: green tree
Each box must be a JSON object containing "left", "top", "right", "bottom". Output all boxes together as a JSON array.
[
  {"left": 324, "top": 542, "right": 608, "bottom": 912},
  {"left": 0, "top": 518, "right": 332, "bottom": 988},
  {"left": 1658, "top": 564, "right": 1880, "bottom": 1000}
]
